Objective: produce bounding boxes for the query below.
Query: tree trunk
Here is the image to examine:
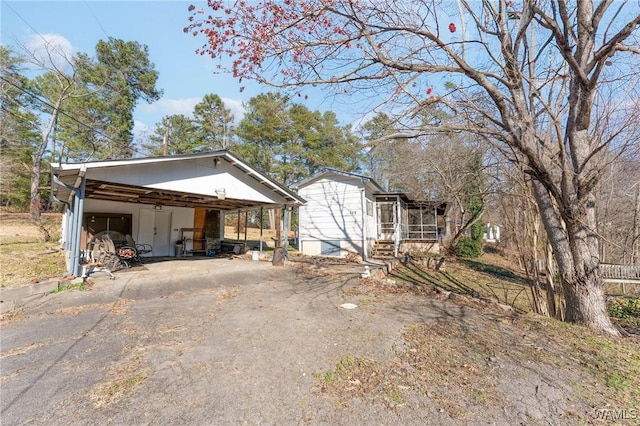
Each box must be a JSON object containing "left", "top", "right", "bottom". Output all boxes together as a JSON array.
[
  {"left": 274, "top": 207, "right": 282, "bottom": 247},
  {"left": 31, "top": 97, "right": 63, "bottom": 222},
  {"left": 528, "top": 219, "right": 549, "bottom": 316},
  {"left": 545, "top": 242, "right": 563, "bottom": 320},
  {"left": 446, "top": 205, "right": 484, "bottom": 251},
  {"left": 30, "top": 159, "right": 42, "bottom": 222},
  {"left": 532, "top": 181, "right": 619, "bottom": 335}
]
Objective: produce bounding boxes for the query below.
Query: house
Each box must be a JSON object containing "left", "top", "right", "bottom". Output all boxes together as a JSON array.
[
  {"left": 484, "top": 223, "right": 501, "bottom": 243},
  {"left": 51, "top": 150, "right": 305, "bottom": 277},
  {"left": 292, "top": 169, "right": 445, "bottom": 260}
]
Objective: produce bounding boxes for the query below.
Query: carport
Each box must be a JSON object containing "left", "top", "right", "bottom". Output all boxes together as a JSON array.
[{"left": 51, "top": 150, "right": 305, "bottom": 277}]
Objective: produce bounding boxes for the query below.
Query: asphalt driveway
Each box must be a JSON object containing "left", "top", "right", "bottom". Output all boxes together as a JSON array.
[
  {"left": 1, "top": 257, "right": 598, "bottom": 425},
  {"left": 1, "top": 257, "right": 420, "bottom": 424}
]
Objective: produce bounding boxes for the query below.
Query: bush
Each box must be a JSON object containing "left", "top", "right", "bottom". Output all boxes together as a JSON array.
[
  {"left": 608, "top": 298, "right": 640, "bottom": 320},
  {"left": 455, "top": 237, "right": 482, "bottom": 258}
]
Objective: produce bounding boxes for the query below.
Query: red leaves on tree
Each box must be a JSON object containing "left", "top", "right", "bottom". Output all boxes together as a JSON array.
[
  {"left": 449, "top": 23, "right": 456, "bottom": 33},
  {"left": 188, "top": 4, "right": 195, "bottom": 12},
  {"left": 184, "top": 0, "right": 361, "bottom": 84},
  {"left": 426, "top": 87, "right": 433, "bottom": 95}
]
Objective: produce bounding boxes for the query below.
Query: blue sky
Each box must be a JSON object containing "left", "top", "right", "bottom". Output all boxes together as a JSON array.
[{"left": 1, "top": 0, "right": 365, "bottom": 140}]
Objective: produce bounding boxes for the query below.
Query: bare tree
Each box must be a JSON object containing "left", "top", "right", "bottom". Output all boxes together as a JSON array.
[
  {"left": 361, "top": 111, "right": 491, "bottom": 251},
  {"left": 498, "top": 163, "right": 564, "bottom": 318},
  {"left": 5, "top": 39, "right": 86, "bottom": 221},
  {"left": 596, "top": 154, "right": 640, "bottom": 264},
  {"left": 187, "top": 0, "right": 640, "bottom": 334}
]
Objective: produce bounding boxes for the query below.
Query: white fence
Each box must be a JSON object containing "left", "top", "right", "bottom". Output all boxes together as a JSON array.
[{"left": 601, "top": 264, "right": 640, "bottom": 284}]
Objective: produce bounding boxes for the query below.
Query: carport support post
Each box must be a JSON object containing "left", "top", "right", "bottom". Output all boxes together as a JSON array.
[
  {"left": 259, "top": 207, "right": 263, "bottom": 254},
  {"left": 237, "top": 210, "right": 241, "bottom": 241},
  {"left": 283, "top": 206, "right": 290, "bottom": 259},
  {"left": 244, "top": 211, "right": 248, "bottom": 242},
  {"left": 68, "top": 176, "right": 85, "bottom": 277}
]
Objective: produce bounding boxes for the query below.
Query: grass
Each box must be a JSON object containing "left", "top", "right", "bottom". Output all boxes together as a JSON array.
[
  {"left": 91, "top": 372, "right": 147, "bottom": 409},
  {"left": 316, "top": 313, "right": 640, "bottom": 420},
  {"left": 390, "top": 254, "right": 532, "bottom": 312},
  {"left": 0, "top": 212, "right": 66, "bottom": 287},
  {"left": 51, "top": 281, "right": 87, "bottom": 293},
  {"left": 315, "top": 253, "right": 640, "bottom": 421},
  {"left": 522, "top": 315, "right": 640, "bottom": 405}
]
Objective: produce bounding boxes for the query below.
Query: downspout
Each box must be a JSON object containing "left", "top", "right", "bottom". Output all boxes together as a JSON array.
[
  {"left": 360, "top": 188, "right": 367, "bottom": 261},
  {"left": 54, "top": 166, "right": 86, "bottom": 277},
  {"left": 70, "top": 175, "right": 86, "bottom": 277}
]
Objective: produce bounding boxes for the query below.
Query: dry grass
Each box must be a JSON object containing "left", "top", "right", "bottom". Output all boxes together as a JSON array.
[
  {"left": 317, "top": 306, "right": 640, "bottom": 422},
  {"left": 223, "top": 225, "right": 294, "bottom": 248},
  {"left": 314, "top": 255, "right": 640, "bottom": 421},
  {"left": 390, "top": 254, "right": 533, "bottom": 312},
  {"left": 90, "top": 348, "right": 147, "bottom": 409},
  {"left": 0, "top": 212, "right": 66, "bottom": 287}
]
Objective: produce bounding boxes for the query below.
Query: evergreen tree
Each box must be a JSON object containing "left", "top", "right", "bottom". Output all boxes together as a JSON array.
[
  {"left": 142, "top": 114, "right": 202, "bottom": 156},
  {"left": 234, "top": 92, "right": 291, "bottom": 181},
  {"left": 235, "top": 92, "right": 362, "bottom": 185},
  {"left": 193, "top": 93, "right": 234, "bottom": 150},
  {"left": 57, "top": 38, "right": 162, "bottom": 160},
  {"left": 0, "top": 47, "right": 40, "bottom": 210}
]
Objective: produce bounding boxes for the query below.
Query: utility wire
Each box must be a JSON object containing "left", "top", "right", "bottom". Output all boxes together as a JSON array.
[
  {"left": 1, "top": 75, "right": 147, "bottom": 159},
  {"left": 4, "top": 2, "right": 147, "bottom": 159},
  {"left": 4, "top": 2, "right": 51, "bottom": 47},
  {"left": 83, "top": 1, "right": 110, "bottom": 39}
]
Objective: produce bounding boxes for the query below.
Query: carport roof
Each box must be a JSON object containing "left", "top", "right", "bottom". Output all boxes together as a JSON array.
[{"left": 51, "top": 150, "right": 305, "bottom": 211}]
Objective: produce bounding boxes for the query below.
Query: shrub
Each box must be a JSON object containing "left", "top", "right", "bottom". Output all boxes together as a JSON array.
[
  {"left": 455, "top": 236, "right": 482, "bottom": 258},
  {"left": 608, "top": 298, "right": 640, "bottom": 320}
]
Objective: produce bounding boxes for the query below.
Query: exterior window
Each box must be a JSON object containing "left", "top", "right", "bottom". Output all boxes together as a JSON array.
[
  {"left": 84, "top": 213, "right": 132, "bottom": 246},
  {"left": 366, "top": 200, "right": 374, "bottom": 216}
]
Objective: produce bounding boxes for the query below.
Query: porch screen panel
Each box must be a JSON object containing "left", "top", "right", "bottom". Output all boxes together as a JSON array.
[{"left": 407, "top": 204, "right": 437, "bottom": 240}]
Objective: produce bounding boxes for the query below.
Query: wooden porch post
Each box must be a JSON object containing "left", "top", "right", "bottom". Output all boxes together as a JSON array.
[
  {"left": 237, "top": 210, "right": 240, "bottom": 241},
  {"left": 259, "top": 207, "right": 263, "bottom": 254}
]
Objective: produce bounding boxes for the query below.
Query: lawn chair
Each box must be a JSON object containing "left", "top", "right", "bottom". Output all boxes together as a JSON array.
[{"left": 126, "top": 234, "right": 152, "bottom": 263}]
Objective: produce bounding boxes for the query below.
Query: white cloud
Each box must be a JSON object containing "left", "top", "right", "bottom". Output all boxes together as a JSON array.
[
  {"left": 133, "top": 120, "right": 151, "bottom": 136},
  {"left": 137, "top": 97, "right": 201, "bottom": 117},
  {"left": 24, "top": 33, "right": 75, "bottom": 71},
  {"left": 220, "top": 97, "right": 246, "bottom": 124},
  {"left": 138, "top": 96, "right": 246, "bottom": 124}
]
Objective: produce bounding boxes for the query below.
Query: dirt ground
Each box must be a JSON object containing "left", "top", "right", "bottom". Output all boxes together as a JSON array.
[{"left": 1, "top": 257, "right": 637, "bottom": 425}]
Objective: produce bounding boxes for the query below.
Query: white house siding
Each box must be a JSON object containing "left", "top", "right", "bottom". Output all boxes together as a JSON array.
[
  {"left": 298, "top": 175, "right": 370, "bottom": 258},
  {"left": 365, "top": 194, "right": 377, "bottom": 256},
  {"left": 80, "top": 199, "right": 194, "bottom": 256}
]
